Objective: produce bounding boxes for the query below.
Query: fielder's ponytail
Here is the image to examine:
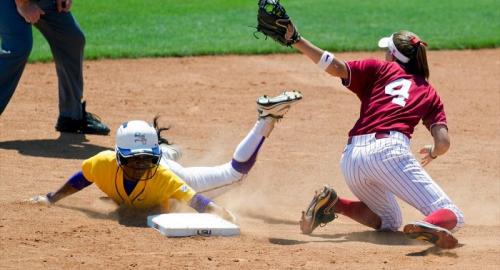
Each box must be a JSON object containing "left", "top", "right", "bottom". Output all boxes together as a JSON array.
[
  {"left": 414, "top": 44, "right": 429, "bottom": 79},
  {"left": 393, "top": 31, "right": 430, "bottom": 80}
]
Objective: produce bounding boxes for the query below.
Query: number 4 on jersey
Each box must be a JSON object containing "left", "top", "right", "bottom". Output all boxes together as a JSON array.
[{"left": 385, "top": 78, "right": 411, "bottom": 107}]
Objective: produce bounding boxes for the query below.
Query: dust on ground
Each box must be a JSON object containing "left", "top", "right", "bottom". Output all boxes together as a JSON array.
[{"left": 1, "top": 50, "right": 499, "bottom": 269}]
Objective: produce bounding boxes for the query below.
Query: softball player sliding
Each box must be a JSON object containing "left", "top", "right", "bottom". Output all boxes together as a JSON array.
[
  {"left": 30, "top": 91, "right": 302, "bottom": 222},
  {"left": 292, "top": 32, "right": 463, "bottom": 249}
]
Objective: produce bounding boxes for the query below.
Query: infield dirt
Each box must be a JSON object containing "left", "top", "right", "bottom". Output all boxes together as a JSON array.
[{"left": 1, "top": 49, "right": 499, "bottom": 269}]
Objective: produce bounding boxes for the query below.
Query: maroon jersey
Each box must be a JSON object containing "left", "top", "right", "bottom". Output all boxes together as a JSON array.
[{"left": 342, "top": 59, "right": 447, "bottom": 138}]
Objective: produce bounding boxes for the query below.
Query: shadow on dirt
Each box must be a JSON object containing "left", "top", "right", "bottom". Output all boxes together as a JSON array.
[
  {"left": 243, "top": 210, "right": 298, "bottom": 225},
  {"left": 0, "top": 133, "right": 110, "bottom": 159},
  {"left": 58, "top": 205, "right": 113, "bottom": 220},
  {"left": 58, "top": 204, "right": 156, "bottom": 228},
  {"left": 270, "top": 230, "right": 422, "bottom": 246},
  {"left": 269, "top": 234, "right": 460, "bottom": 257},
  {"left": 269, "top": 238, "right": 309, "bottom": 245},
  {"left": 406, "top": 245, "right": 462, "bottom": 257}
]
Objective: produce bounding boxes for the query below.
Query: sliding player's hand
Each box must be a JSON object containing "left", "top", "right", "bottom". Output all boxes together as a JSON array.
[
  {"left": 28, "top": 193, "right": 54, "bottom": 205},
  {"left": 206, "top": 202, "right": 237, "bottom": 224}
]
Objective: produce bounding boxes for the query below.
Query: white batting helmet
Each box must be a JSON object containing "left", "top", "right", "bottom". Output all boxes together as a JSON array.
[{"left": 115, "top": 120, "right": 161, "bottom": 162}]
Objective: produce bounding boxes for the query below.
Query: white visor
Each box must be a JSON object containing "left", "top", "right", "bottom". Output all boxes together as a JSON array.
[
  {"left": 377, "top": 37, "right": 391, "bottom": 48},
  {"left": 378, "top": 34, "right": 410, "bottom": 63}
]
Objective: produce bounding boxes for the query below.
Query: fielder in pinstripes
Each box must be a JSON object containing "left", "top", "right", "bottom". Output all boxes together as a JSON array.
[{"left": 281, "top": 28, "right": 462, "bottom": 248}]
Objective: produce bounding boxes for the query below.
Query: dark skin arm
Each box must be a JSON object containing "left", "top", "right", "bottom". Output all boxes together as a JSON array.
[{"left": 30, "top": 181, "right": 81, "bottom": 204}]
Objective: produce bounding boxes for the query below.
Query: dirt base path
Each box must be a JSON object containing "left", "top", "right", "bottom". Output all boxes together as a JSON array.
[{"left": 1, "top": 50, "right": 499, "bottom": 269}]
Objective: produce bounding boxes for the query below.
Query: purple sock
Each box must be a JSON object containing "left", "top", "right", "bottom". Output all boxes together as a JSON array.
[{"left": 231, "top": 137, "right": 265, "bottom": 174}]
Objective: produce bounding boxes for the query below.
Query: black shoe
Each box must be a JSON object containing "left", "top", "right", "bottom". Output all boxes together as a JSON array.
[{"left": 55, "top": 101, "right": 110, "bottom": 135}]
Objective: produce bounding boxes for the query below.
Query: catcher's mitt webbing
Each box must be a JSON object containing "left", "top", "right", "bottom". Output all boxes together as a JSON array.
[
  {"left": 301, "top": 186, "right": 338, "bottom": 234},
  {"left": 260, "top": 0, "right": 287, "bottom": 18},
  {"left": 256, "top": 0, "right": 300, "bottom": 46}
]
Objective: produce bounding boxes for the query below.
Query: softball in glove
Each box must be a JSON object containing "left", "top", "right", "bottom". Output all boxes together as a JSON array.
[{"left": 256, "top": 0, "right": 301, "bottom": 46}]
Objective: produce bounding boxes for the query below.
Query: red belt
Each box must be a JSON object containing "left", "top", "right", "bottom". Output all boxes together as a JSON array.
[{"left": 347, "top": 132, "right": 391, "bottom": 145}]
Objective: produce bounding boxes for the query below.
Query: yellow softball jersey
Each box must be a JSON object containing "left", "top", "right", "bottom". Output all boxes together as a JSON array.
[{"left": 81, "top": 150, "right": 195, "bottom": 211}]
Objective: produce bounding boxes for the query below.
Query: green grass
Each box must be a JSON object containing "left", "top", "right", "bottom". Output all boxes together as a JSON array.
[{"left": 28, "top": 0, "right": 500, "bottom": 61}]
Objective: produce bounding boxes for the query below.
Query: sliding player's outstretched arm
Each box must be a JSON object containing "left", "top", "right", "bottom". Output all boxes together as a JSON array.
[{"left": 30, "top": 171, "right": 92, "bottom": 204}]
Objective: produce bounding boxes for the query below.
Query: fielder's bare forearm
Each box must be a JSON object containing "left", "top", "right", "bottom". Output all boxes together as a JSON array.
[
  {"left": 431, "top": 124, "right": 450, "bottom": 157},
  {"left": 293, "top": 38, "right": 348, "bottom": 79},
  {"left": 293, "top": 38, "right": 323, "bottom": 63}
]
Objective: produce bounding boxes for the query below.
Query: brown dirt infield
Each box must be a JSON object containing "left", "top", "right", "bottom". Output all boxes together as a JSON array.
[{"left": 0, "top": 49, "right": 499, "bottom": 269}]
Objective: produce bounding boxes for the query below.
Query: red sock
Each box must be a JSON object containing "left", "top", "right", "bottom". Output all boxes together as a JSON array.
[
  {"left": 424, "top": 208, "right": 457, "bottom": 230},
  {"left": 335, "top": 198, "right": 381, "bottom": 229}
]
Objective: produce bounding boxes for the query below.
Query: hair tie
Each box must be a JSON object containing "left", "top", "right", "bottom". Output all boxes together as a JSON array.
[{"left": 410, "top": 36, "right": 428, "bottom": 47}]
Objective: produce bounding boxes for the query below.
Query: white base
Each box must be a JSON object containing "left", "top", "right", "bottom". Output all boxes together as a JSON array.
[{"left": 147, "top": 213, "right": 240, "bottom": 237}]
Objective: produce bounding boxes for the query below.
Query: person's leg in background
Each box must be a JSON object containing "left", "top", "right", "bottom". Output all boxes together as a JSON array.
[
  {"left": 34, "top": 0, "right": 109, "bottom": 135},
  {"left": 0, "top": 0, "right": 33, "bottom": 115}
]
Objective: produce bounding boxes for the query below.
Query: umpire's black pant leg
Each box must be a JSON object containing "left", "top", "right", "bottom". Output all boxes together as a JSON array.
[{"left": 35, "top": 0, "right": 86, "bottom": 120}]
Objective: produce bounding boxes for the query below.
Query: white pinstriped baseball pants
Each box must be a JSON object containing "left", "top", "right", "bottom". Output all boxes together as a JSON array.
[{"left": 340, "top": 131, "right": 464, "bottom": 231}]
